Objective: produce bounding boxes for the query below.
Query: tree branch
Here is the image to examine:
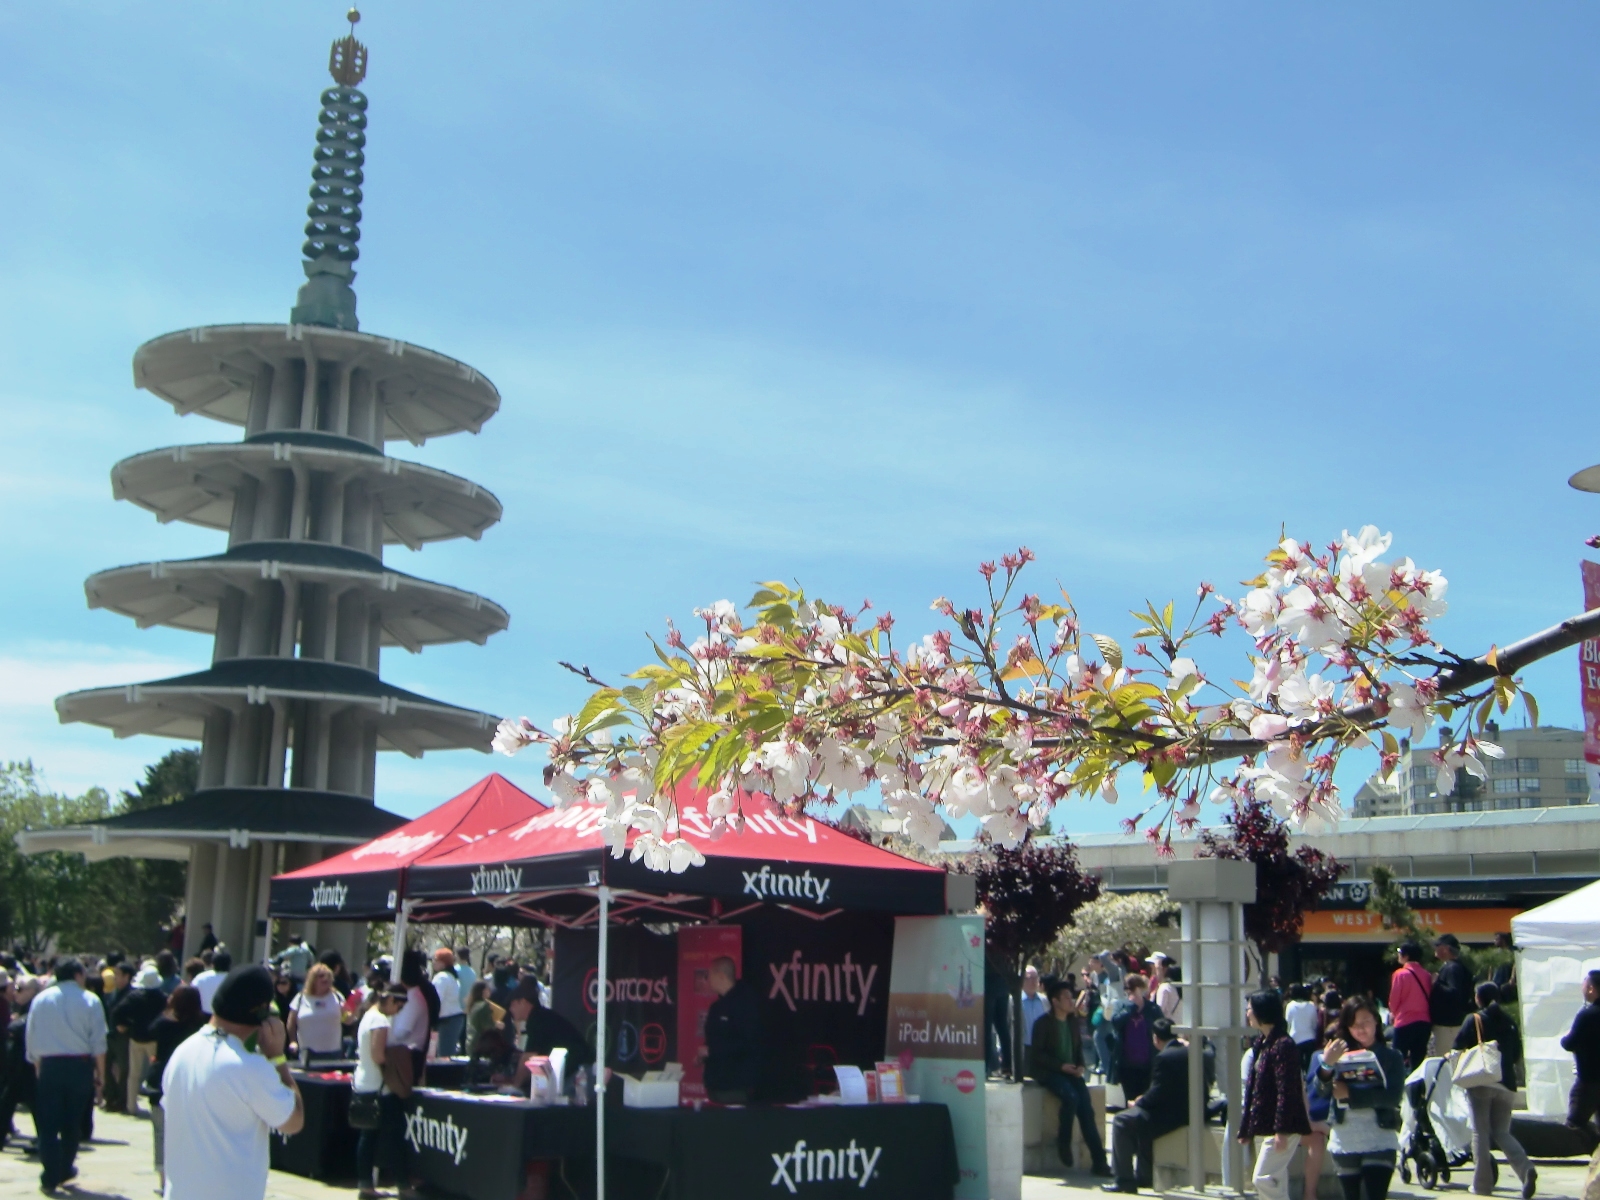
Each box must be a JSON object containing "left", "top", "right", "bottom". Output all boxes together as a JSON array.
[{"left": 1206, "top": 605, "right": 1600, "bottom": 760}]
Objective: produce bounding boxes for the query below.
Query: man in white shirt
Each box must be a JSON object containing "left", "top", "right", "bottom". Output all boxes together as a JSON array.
[
  {"left": 1020, "top": 965, "right": 1048, "bottom": 1049},
  {"left": 190, "top": 949, "right": 232, "bottom": 1015},
  {"left": 161, "top": 965, "right": 304, "bottom": 1200},
  {"left": 26, "top": 958, "right": 107, "bottom": 1193},
  {"left": 431, "top": 947, "right": 465, "bottom": 1057}
]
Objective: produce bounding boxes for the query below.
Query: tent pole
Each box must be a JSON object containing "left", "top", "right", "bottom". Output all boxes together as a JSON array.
[
  {"left": 596, "top": 885, "right": 610, "bottom": 1200},
  {"left": 390, "top": 900, "right": 413, "bottom": 984}
]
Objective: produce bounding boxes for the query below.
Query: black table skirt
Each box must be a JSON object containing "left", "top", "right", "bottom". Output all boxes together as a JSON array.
[
  {"left": 270, "top": 1074, "right": 359, "bottom": 1180},
  {"left": 274, "top": 1081, "right": 957, "bottom": 1200},
  {"left": 609, "top": 1104, "right": 958, "bottom": 1200}
]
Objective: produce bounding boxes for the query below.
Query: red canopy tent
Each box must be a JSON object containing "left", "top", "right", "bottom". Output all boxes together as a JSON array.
[
  {"left": 270, "top": 780, "right": 967, "bottom": 1200},
  {"left": 399, "top": 781, "right": 958, "bottom": 926},
  {"left": 269, "top": 773, "right": 547, "bottom": 921}
]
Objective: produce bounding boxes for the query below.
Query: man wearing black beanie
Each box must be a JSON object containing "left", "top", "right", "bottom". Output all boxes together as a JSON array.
[{"left": 159, "top": 965, "right": 304, "bottom": 1200}]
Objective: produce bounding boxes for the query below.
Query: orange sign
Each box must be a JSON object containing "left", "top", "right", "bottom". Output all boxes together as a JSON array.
[{"left": 1301, "top": 907, "right": 1522, "bottom": 939}]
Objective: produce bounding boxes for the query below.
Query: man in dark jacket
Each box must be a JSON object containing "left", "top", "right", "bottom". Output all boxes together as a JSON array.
[
  {"left": 1430, "top": 934, "right": 1474, "bottom": 1059},
  {"left": 101, "top": 963, "right": 135, "bottom": 1114},
  {"left": 703, "top": 957, "right": 762, "bottom": 1103},
  {"left": 112, "top": 967, "right": 169, "bottom": 1116},
  {"left": 1030, "top": 979, "right": 1111, "bottom": 1176},
  {"left": 490, "top": 977, "right": 591, "bottom": 1089},
  {"left": 1105, "top": 1018, "right": 1188, "bottom": 1193},
  {"left": 1562, "top": 969, "right": 1600, "bottom": 1137}
]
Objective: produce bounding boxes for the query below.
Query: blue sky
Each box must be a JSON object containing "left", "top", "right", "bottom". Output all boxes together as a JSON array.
[{"left": 3, "top": 3, "right": 1599, "bottom": 835}]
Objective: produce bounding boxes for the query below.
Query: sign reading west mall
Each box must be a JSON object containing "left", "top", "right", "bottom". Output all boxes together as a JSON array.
[{"left": 1302, "top": 907, "right": 1522, "bottom": 939}]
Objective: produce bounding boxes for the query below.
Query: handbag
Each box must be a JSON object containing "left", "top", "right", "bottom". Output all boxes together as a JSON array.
[
  {"left": 1453, "top": 1013, "right": 1504, "bottom": 1089},
  {"left": 348, "top": 1090, "right": 381, "bottom": 1130},
  {"left": 381, "top": 1046, "right": 415, "bottom": 1099}
]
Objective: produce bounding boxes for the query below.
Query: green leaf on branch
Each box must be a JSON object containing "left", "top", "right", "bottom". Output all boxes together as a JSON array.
[
  {"left": 575, "top": 688, "right": 622, "bottom": 734},
  {"left": 1091, "top": 634, "right": 1123, "bottom": 670}
]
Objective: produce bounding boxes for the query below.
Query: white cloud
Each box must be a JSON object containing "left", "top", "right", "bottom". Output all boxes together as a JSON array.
[{"left": 0, "top": 642, "right": 199, "bottom": 710}]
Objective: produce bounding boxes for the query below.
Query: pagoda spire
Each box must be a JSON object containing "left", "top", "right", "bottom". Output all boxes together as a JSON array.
[{"left": 291, "top": 8, "right": 369, "bottom": 330}]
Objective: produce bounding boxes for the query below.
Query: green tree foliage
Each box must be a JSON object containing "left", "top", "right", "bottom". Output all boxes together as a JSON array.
[{"left": 0, "top": 752, "right": 195, "bottom": 956}]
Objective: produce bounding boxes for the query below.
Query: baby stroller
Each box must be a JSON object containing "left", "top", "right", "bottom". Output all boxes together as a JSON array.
[{"left": 1399, "top": 1056, "right": 1482, "bottom": 1190}]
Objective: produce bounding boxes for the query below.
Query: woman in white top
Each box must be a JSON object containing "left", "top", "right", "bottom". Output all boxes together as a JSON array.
[
  {"left": 1285, "top": 984, "right": 1324, "bottom": 1069},
  {"left": 354, "top": 983, "right": 409, "bottom": 1200},
  {"left": 431, "top": 947, "right": 466, "bottom": 1057},
  {"left": 1151, "top": 954, "right": 1182, "bottom": 1023},
  {"left": 287, "top": 963, "right": 346, "bottom": 1059}
]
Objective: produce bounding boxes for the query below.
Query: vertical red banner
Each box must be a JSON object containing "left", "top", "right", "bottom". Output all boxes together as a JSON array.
[
  {"left": 676, "top": 923, "right": 742, "bottom": 1104},
  {"left": 1582, "top": 563, "right": 1600, "bottom": 782}
]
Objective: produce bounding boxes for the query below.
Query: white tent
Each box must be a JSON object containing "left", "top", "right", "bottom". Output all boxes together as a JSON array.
[{"left": 1512, "top": 879, "right": 1600, "bottom": 1118}]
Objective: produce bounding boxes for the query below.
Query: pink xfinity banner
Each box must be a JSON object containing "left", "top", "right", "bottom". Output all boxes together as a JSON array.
[
  {"left": 1583, "top": 562, "right": 1600, "bottom": 786},
  {"left": 676, "top": 923, "right": 743, "bottom": 1104}
]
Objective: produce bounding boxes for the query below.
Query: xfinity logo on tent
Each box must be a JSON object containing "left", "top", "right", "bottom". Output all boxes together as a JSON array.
[
  {"left": 405, "top": 1110, "right": 469, "bottom": 1166},
  {"left": 470, "top": 864, "right": 523, "bottom": 895},
  {"left": 770, "top": 1138, "right": 882, "bottom": 1192},
  {"left": 308, "top": 882, "right": 347, "bottom": 911},
  {"left": 742, "top": 865, "right": 831, "bottom": 906}
]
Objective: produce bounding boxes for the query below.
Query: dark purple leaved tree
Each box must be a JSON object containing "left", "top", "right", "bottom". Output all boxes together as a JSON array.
[
  {"left": 1199, "top": 795, "right": 1346, "bottom": 983},
  {"left": 962, "top": 841, "right": 1101, "bottom": 1081}
]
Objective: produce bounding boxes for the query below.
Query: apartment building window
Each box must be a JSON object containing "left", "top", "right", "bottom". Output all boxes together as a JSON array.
[
  {"left": 1493, "top": 778, "right": 1516, "bottom": 794},
  {"left": 1410, "top": 783, "right": 1430, "bottom": 800},
  {"left": 1523, "top": 777, "right": 1541, "bottom": 792},
  {"left": 1568, "top": 759, "right": 1586, "bottom": 774},
  {"left": 1569, "top": 778, "right": 1589, "bottom": 794},
  {"left": 1412, "top": 766, "right": 1433, "bottom": 785}
]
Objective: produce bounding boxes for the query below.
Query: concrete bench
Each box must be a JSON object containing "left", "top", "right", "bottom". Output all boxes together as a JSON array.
[
  {"left": 1152, "top": 1127, "right": 1340, "bottom": 1199},
  {"left": 1021, "top": 1079, "right": 1107, "bottom": 1175}
]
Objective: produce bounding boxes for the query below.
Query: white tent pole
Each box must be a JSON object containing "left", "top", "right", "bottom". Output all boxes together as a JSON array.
[
  {"left": 596, "top": 885, "right": 610, "bottom": 1200},
  {"left": 390, "top": 900, "right": 414, "bottom": 984}
]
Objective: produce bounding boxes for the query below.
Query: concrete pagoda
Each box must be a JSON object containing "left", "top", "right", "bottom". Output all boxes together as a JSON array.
[{"left": 31, "top": 12, "right": 507, "bottom": 966}]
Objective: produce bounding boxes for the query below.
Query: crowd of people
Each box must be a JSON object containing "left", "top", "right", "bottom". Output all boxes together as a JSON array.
[
  {"left": 0, "top": 937, "right": 580, "bottom": 1200},
  {"left": 1013, "top": 931, "right": 1600, "bottom": 1200}
]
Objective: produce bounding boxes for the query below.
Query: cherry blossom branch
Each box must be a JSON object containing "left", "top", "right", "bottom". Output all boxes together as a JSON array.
[{"left": 492, "top": 526, "right": 1575, "bottom": 874}]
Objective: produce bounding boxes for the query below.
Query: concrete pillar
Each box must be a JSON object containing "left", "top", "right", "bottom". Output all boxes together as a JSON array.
[
  {"left": 244, "top": 362, "right": 274, "bottom": 437},
  {"left": 213, "top": 844, "right": 254, "bottom": 957},
  {"left": 184, "top": 842, "right": 220, "bottom": 961},
  {"left": 199, "top": 711, "right": 231, "bottom": 788},
  {"left": 228, "top": 476, "right": 259, "bottom": 546},
  {"left": 299, "top": 349, "right": 320, "bottom": 431},
  {"left": 265, "top": 356, "right": 301, "bottom": 431}
]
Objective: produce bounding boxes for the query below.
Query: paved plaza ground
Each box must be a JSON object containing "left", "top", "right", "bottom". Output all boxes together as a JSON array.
[{"left": 0, "top": 1108, "right": 1591, "bottom": 1200}]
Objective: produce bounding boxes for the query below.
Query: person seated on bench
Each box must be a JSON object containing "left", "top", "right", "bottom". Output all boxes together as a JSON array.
[
  {"left": 1104, "top": 1017, "right": 1188, "bottom": 1194},
  {"left": 1030, "top": 977, "right": 1111, "bottom": 1176}
]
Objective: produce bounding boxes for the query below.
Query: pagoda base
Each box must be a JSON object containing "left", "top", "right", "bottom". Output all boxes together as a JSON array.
[{"left": 184, "top": 836, "right": 367, "bottom": 968}]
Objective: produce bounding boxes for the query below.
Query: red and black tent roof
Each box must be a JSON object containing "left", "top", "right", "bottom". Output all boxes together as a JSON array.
[
  {"left": 401, "top": 782, "right": 956, "bottom": 927},
  {"left": 269, "top": 773, "right": 547, "bottom": 919}
]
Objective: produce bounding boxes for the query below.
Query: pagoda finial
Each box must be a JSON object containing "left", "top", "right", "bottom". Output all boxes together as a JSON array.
[
  {"left": 291, "top": 9, "right": 370, "bottom": 331},
  {"left": 330, "top": 9, "right": 367, "bottom": 87}
]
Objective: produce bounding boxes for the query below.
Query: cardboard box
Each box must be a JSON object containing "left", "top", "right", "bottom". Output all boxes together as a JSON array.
[{"left": 623, "top": 1077, "right": 681, "bottom": 1108}]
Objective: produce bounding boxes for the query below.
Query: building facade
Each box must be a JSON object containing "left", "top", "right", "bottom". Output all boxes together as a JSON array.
[
  {"left": 1366, "top": 723, "right": 1590, "bottom": 816},
  {"left": 1050, "top": 803, "right": 1600, "bottom": 996}
]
